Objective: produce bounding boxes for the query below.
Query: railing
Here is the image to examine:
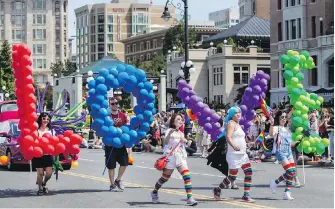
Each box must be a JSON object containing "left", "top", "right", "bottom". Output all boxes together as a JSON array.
[
  {"left": 317, "top": 34, "right": 334, "bottom": 47},
  {"left": 278, "top": 39, "right": 308, "bottom": 51}
]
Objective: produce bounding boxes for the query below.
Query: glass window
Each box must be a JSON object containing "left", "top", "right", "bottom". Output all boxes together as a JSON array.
[
  {"left": 12, "top": 15, "right": 25, "bottom": 26},
  {"left": 108, "top": 25, "right": 113, "bottom": 33},
  {"left": 291, "top": 19, "right": 296, "bottom": 39},
  {"left": 63, "top": 1, "right": 67, "bottom": 12},
  {"left": 98, "top": 25, "right": 104, "bottom": 33},
  {"left": 278, "top": 22, "right": 282, "bottom": 41},
  {"left": 0, "top": 15, "right": 4, "bottom": 25},
  {"left": 285, "top": 20, "right": 289, "bottom": 40},
  {"left": 98, "top": 53, "right": 104, "bottom": 60},
  {"left": 12, "top": 1, "right": 25, "bottom": 10},
  {"left": 107, "top": 15, "right": 113, "bottom": 23},
  {"left": 311, "top": 16, "right": 316, "bottom": 38},
  {"left": 56, "top": 45, "right": 60, "bottom": 57},
  {"left": 64, "top": 16, "right": 66, "bottom": 27},
  {"left": 0, "top": 30, "right": 4, "bottom": 40},
  {"left": 98, "top": 34, "right": 104, "bottom": 42},
  {"left": 107, "top": 34, "right": 113, "bottom": 42},
  {"left": 98, "top": 44, "right": 104, "bottom": 52},
  {"left": 278, "top": 0, "right": 282, "bottom": 9},
  {"left": 138, "top": 13, "right": 144, "bottom": 23},
  {"left": 55, "top": 1, "right": 60, "bottom": 12},
  {"left": 107, "top": 44, "right": 113, "bottom": 52},
  {"left": 0, "top": 1, "right": 4, "bottom": 11},
  {"left": 298, "top": 18, "right": 301, "bottom": 38},
  {"left": 98, "top": 15, "right": 104, "bottom": 24},
  {"left": 56, "top": 15, "right": 60, "bottom": 26},
  {"left": 34, "top": 0, "right": 46, "bottom": 9}
]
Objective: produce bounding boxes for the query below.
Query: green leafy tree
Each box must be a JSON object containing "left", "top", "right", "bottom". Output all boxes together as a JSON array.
[
  {"left": 50, "top": 61, "right": 64, "bottom": 78},
  {"left": 234, "top": 85, "right": 248, "bottom": 104},
  {"left": 162, "top": 22, "right": 196, "bottom": 56},
  {"left": 138, "top": 55, "right": 166, "bottom": 77},
  {"left": 0, "top": 40, "right": 15, "bottom": 99},
  {"left": 51, "top": 59, "right": 77, "bottom": 77},
  {"left": 63, "top": 59, "right": 77, "bottom": 76}
]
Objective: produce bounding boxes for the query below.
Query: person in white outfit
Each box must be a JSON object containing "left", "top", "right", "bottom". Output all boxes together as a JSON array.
[
  {"left": 201, "top": 129, "right": 211, "bottom": 158},
  {"left": 150, "top": 113, "right": 197, "bottom": 206},
  {"left": 213, "top": 106, "right": 255, "bottom": 203}
]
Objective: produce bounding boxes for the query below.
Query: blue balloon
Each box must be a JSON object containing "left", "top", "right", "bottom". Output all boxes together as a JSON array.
[
  {"left": 140, "top": 89, "right": 148, "bottom": 97},
  {"left": 99, "top": 68, "right": 109, "bottom": 77},
  {"left": 90, "top": 109, "right": 99, "bottom": 118},
  {"left": 121, "top": 133, "right": 130, "bottom": 144},
  {"left": 148, "top": 116, "right": 154, "bottom": 124},
  {"left": 137, "top": 130, "right": 147, "bottom": 139},
  {"left": 109, "top": 67, "right": 118, "bottom": 77},
  {"left": 128, "top": 75, "right": 137, "bottom": 84},
  {"left": 102, "top": 100, "right": 109, "bottom": 109},
  {"left": 128, "top": 130, "right": 138, "bottom": 139},
  {"left": 126, "top": 65, "right": 136, "bottom": 75},
  {"left": 151, "top": 108, "right": 157, "bottom": 115},
  {"left": 140, "top": 122, "right": 150, "bottom": 132},
  {"left": 91, "top": 103, "right": 101, "bottom": 112},
  {"left": 110, "top": 78, "right": 119, "bottom": 88},
  {"left": 115, "top": 127, "right": 122, "bottom": 137},
  {"left": 96, "top": 84, "right": 107, "bottom": 94},
  {"left": 125, "top": 141, "right": 134, "bottom": 148},
  {"left": 86, "top": 96, "right": 95, "bottom": 105},
  {"left": 102, "top": 137, "right": 113, "bottom": 146},
  {"left": 137, "top": 114, "right": 144, "bottom": 122},
  {"left": 109, "top": 126, "right": 117, "bottom": 136},
  {"left": 133, "top": 106, "right": 143, "bottom": 115},
  {"left": 120, "top": 126, "right": 129, "bottom": 134},
  {"left": 96, "top": 95, "right": 105, "bottom": 104},
  {"left": 130, "top": 117, "right": 139, "bottom": 127},
  {"left": 98, "top": 108, "right": 108, "bottom": 117},
  {"left": 146, "top": 93, "right": 155, "bottom": 102},
  {"left": 95, "top": 118, "right": 104, "bottom": 126},
  {"left": 104, "top": 116, "right": 114, "bottom": 126},
  {"left": 96, "top": 76, "right": 106, "bottom": 84},
  {"left": 137, "top": 82, "right": 145, "bottom": 89},
  {"left": 147, "top": 103, "right": 154, "bottom": 110},
  {"left": 112, "top": 137, "right": 123, "bottom": 148},
  {"left": 136, "top": 69, "right": 146, "bottom": 82},
  {"left": 143, "top": 110, "right": 152, "bottom": 121},
  {"left": 132, "top": 88, "right": 140, "bottom": 97},
  {"left": 117, "top": 64, "right": 126, "bottom": 72},
  {"left": 101, "top": 125, "right": 110, "bottom": 136},
  {"left": 88, "top": 89, "right": 96, "bottom": 97},
  {"left": 88, "top": 80, "right": 96, "bottom": 89},
  {"left": 105, "top": 74, "right": 115, "bottom": 87},
  {"left": 144, "top": 81, "right": 153, "bottom": 91},
  {"left": 118, "top": 72, "right": 129, "bottom": 85},
  {"left": 123, "top": 82, "right": 134, "bottom": 93}
]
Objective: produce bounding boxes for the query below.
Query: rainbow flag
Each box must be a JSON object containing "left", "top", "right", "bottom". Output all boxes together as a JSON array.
[
  {"left": 256, "top": 131, "right": 272, "bottom": 156},
  {"left": 256, "top": 130, "right": 265, "bottom": 145},
  {"left": 260, "top": 99, "right": 271, "bottom": 117}
]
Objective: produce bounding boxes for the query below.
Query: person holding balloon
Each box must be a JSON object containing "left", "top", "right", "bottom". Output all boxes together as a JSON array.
[
  {"left": 32, "top": 112, "right": 54, "bottom": 195},
  {"left": 150, "top": 113, "right": 198, "bottom": 206},
  {"left": 213, "top": 106, "right": 255, "bottom": 203},
  {"left": 268, "top": 110, "right": 297, "bottom": 200},
  {"left": 105, "top": 97, "right": 129, "bottom": 192}
]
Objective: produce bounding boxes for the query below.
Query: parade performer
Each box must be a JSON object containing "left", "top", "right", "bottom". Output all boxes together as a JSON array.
[
  {"left": 213, "top": 106, "right": 255, "bottom": 203},
  {"left": 269, "top": 110, "right": 296, "bottom": 200},
  {"left": 105, "top": 97, "right": 130, "bottom": 192},
  {"left": 33, "top": 112, "right": 54, "bottom": 195},
  {"left": 150, "top": 113, "right": 197, "bottom": 206}
]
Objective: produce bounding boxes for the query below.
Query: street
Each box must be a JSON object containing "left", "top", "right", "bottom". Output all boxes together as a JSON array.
[{"left": 0, "top": 149, "right": 333, "bottom": 208}]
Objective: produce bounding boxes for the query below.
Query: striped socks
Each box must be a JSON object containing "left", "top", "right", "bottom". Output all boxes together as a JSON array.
[
  {"left": 219, "top": 169, "right": 238, "bottom": 190},
  {"left": 275, "top": 163, "right": 296, "bottom": 192},
  {"left": 181, "top": 169, "right": 193, "bottom": 198},
  {"left": 153, "top": 173, "right": 171, "bottom": 193},
  {"left": 242, "top": 163, "right": 252, "bottom": 196}
]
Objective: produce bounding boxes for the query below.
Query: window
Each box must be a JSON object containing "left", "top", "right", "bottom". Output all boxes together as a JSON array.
[
  {"left": 311, "top": 16, "right": 316, "bottom": 38},
  {"left": 252, "top": 1, "right": 255, "bottom": 14},
  {"left": 33, "top": 14, "right": 46, "bottom": 24},
  {"left": 107, "top": 15, "right": 113, "bottom": 23},
  {"left": 107, "top": 44, "right": 113, "bottom": 52},
  {"left": 98, "top": 44, "right": 104, "bottom": 52},
  {"left": 64, "top": 30, "right": 66, "bottom": 42},
  {"left": 0, "top": 1, "right": 4, "bottom": 10},
  {"left": 138, "top": 13, "right": 144, "bottom": 23},
  {"left": 0, "top": 30, "right": 4, "bottom": 40},
  {"left": 33, "top": 29, "right": 46, "bottom": 40},
  {"left": 320, "top": 18, "right": 323, "bottom": 36},
  {"left": 278, "top": 0, "right": 282, "bottom": 9},
  {"left": 291, "top": 19, "right": 296, "bottom": 39},
  {"left": 64, "top": 45, "right": 67, "bottom": 57},
  {"left": 98, "top": 53, "right": 104, "bottom": 60},
  {"left": 12, "top": 15, "right": 25, "bottom": 26},
  {"left": 281, "top": 69, "right": 286, "bottom": 87},
  {"left": 55, "top": 15, "right": 60, "bottom": 26},
  {"left": 234, "top": 66, "right": 249, "bottom": 84},
  {"left": 0, "top": 15, "right": 4, "bottom": 25},
  {"left": 147, "top": 54, "right": 150, "bottom": 61},
  {"left": 33, "top": 44, "right": 46, "bottom": 54},
  {"left": 90, "top": 15, "right": 95, "bottom": 24},
  {"left": 12, "top": 30, "right": 25, "bottom": 40},
  {"left": 56, "top": 45, "right": 60, "bottom": 57},
  {"left": 33, "top": 59, "right": 47, "bottom": 69},
  {"left": 108, "top": 25, "right": 113, "bottom": 33},
  {"left": 309, "top": 56, "right": 318, "bottom": 86},
  {"left": 328, "top": 58, "right": 334, "bottom": 87},
  {"left": 285, "top": 20, "right": 289, "bottom": 40},
  {"left": 285, "top": 0, "right": 288, "bottom": 7},
  {"left": 91, "top": 44, "right": 96, "bottom": 53},
  {"left": 311, "top": 0, "right": 315, "bottom": 3},
  {"left": 298, "top": 18, "right": 301, "bottom": 38},
  {"left": 98, "top": 34, "right": 104, "bottom": 42},
  {"left": 12, "top": 1, "right": 25, "bottom": 10},
  {"left": 140, "top": 42, "right": 144, "bottom": 51},
  {"left": 213, "top": 67, "right": 223, "bottom": 86},
  {"left": 64, "top": 16, "right": 66, "bottom": 27},
  {"left": 147, "top": 41, "right": 150, "bottom": 50},
  {"left": 98, "top": 25, "right": 104, "bottom": 33},
  {"left": 153, "top": 39, "right": 157, "bottom": 48},
  {"left": 63, "top": 1, "right": 67, "bottom": 12},
  {"left": 291, "top": 0, "right": 295, "bottom": 6},
  {"left": 98, "top": 15, "right": 104, "bottom": 24},
  {"left": 126, "top": 46, "right": 130, "bottom": 54},
  {"left": 278, "top": 22, "right": 282, "bottom": 41},
  {"left": 239, "top": 6, "right": 244, "bottom": 17},
  {"left": 33, "top": 0, "right": 46, "bottom": 9},
  {"left": 91, "top": 35, "right": 95, "bottom": 43},
  {"left": 55, "top": 1, "right": 60, "bottom": 12},
  {"left": 132, "top": 44, "right": 136, "bottom": 52},
  {"left": 91, "top": 25, "right": 95, "bottom": 34}
]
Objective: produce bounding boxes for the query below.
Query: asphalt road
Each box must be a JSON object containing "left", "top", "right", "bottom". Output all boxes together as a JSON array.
[{"left": 0, "top": 149, "right": 333, "bottom": 208}]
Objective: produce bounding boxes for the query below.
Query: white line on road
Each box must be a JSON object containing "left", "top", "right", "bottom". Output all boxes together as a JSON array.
[{"left": 79, "top": 158, "right": 95, "bottom": 162}]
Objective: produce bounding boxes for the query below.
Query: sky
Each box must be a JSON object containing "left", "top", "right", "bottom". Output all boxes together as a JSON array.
[{"left": 68, "top": 0, "right": 239, "bottom": 52}]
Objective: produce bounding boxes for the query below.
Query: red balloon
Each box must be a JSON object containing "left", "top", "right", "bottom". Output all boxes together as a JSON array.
[
  {"left": 70, "top": 134, "right": 83, "bottom": 145},
  {"left": 21, "top": 66, "right": 33, "bottom": 76},
  {"left": 22, "top": 75, "right": 34, "bottom": 85},
  {"left": 55, "top": 143, "right": 66, "bottom": 154},
  {"left": 62, "top": 136, "right": 70, "bottom": 145},
  {"left": 15, "top": 79, "right": 24, "bottom": 89},
  {"left": 44, "top": 144, "right": 55, "bottom": 155},
  {"left": 70, "top": 144, "right": 80, "bottom": 155},
  {"left": 42, "top": 133, "right": 52, "bottom": 139},
  {"left": 39, "top": 137, "right": 49, "bottom": 148},
  {"left": 22, "top": 135, "right": 34, "bottom": 147},
  {"left": 50, "top": 136, "right": 59, "bottom": 146},
  {"left": 24, "top": 152, "right": 34, "bottom": 161},
  {"left": 33, "top": 147, "right": 43, "bottom": 158},
  {"left": 26, "top": 103, "right": 36, "bottom": 114},
  {"left": 23, "top": 146, "right": 34, "bottom": 157},
  {"left": 64, "top": 130, "right": 73, "bottom": 138},
  {"left": 18, "top": 44, "right": 32, "bottom": 56},
  {"left": 24, "top": 94, "right": 36, "bottom": 104},
  {"left": 34, "top": 139, "right": 40, "bottom": 147},
  {"left": 25, "top": 112, "right": 38, "bottom": 124},
  {"left": 15, "top": 89, "right": 23, "bottom": 98},
  {"left": 24, "top": 84, "right": 35, "bottom": 94},
  {"left": 31, "top": 131, "right": 39, "bottom": 139},
  {"left": 12, "top": 44, "right": 19, "bottom": 51},
  {"left": 20, "top": 55, "right": 31, "bottom": 66},
  {"left": 21, "top": 128, "right": 31, "bottom": 136}
]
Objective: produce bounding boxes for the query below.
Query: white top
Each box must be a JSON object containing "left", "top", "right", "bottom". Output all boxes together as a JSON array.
[
  {"left": 163, "top": 128, "right": 187, "bottom": 158},
  {"left": 272, "top": 126, "right": 292, "bottom": 153},
  {"left": 227, "top": 123, "right": 247, "bottom": 154},
  {"left": 38, "top": 128, "right": 53, "bottom": 137}
]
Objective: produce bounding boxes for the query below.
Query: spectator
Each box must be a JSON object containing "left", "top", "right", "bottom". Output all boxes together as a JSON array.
[{"left": 185, "top": 133, "right": 197, "bottom": 156}]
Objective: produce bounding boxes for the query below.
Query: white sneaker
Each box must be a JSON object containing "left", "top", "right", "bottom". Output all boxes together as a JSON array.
[
  {"left": 283, "top": 191, "right": 294, "bottom": 200},
  {"left": 294, "top": 177, "right": 301, "bottom": 188},
  {"left": 274, "top": 160, "right": 279, "bottom": 164},
  {"left": 269, "top": 180, "right": 277, "bottom": 194},
  {"left": 150, "top": 191, "right": 159, "bottom": 204}
]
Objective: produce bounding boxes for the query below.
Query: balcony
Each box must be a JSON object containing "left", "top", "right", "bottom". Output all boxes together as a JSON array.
[
  {"left": 278, "top": 39, "right": 308, "bottom": 52},
  {"left": 317, "top": 34, "right": 334, "bottom": 47}
]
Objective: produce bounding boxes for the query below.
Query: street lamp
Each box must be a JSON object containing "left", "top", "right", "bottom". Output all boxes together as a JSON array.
[
  {"left": 2, "top": 86, "right": 6, "bottom": 91},
  {"left": 162, "top": 0, "right": 194, "bottom": 136}
]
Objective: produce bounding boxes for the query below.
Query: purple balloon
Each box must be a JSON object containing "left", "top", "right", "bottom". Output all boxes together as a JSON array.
[
  {"left": 256, "top": 70, "right": 265, "bottom": 76},
  {"left": 242, "top": 95, "right": 250, "bottom": 104},
  {"left": 212, "top": 122, "right": 221, "bottom": 131},
  {"left": 264, "top": 86, "right": 268, "bottom": 92},
  {"left": 252, "top": 95, "right": 260, "bottom": 101},
  {"left": 253, "top": 85, "right": 262, "bottom": 94},
  {"left": 196, "top": 97, "right": 203, "bottom": 103},
  {"left": 178, "top": 79, "right": 187, "bottom": 87},
  {"left": 198, "top": 119, "right": 206, "bottom": 126},
  {"left": 184, "top": 96, "right": 191, "bottom": 105},
  {"left": 194, "top": 102, "right": 205, "bottom": 112},
  {"left": 185, "top": 83, "right": 192, "bottom": 90},
  {"left": 202, "top": 107, "right": 211, "bottom": 117},
  {"left": 245, "top": 87, "right": 253, "bottom": 94},
  {"left": 259, "top": 78, "right": 268, "bottom": 87},
  {"left": 264, "top": 73, "right": 270, "bottom": 81},
  {"left": 204, "top": 123, "right": 212, "bottom": 133},
  {"left": 188, "top": 90, "right": 195, "bottom": 96},
  {"left": 261, "top": 92, "right": 266, "bottom": 99},
  {"left": 205, "top": 117, "right": 212, "bottom": 122},
  {"left": 211, "top": 113, "right": 221, "bottom": 122},
  {"left": 249, "top": 76, "right": 257, "bottom": 84},
  {"left": 190, "top": 95, "right": 198, "bottom": 103},
  {"left": 239, "top": 105, "right": 248, "bottom": 114}
]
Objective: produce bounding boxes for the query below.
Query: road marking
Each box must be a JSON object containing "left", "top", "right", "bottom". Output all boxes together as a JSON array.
[
  {"left": 62, "top": 171, "right": 274, "bottom": 209},
  {"left": 79, "top": 158, "right": 95, "bottom": 162}
]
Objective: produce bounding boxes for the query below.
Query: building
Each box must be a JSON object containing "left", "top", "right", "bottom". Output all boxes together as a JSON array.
[
  {"left": 0, "top": 0, "right": 69, "bottom": 85},
  {"left": 209, "top": 7, "right": 240, "bottom": 29},
  {"left": 121, "top": 23, "right": 223, "bottom": 63},
  {"left": 74, "top": 0, "right": 175, "bottom": 68},
  {"left": 239, "top": 0, "right": 270, "bottom": 22},
  {"left": 166, "top": 46, "right": 270, "bottom": 105},
  {"left": 269, "top": 0, "right": 334, "bottom": 104}
]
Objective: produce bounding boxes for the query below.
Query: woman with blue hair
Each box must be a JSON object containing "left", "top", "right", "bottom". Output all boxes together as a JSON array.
[{"left": 213, "top": 106, "right": 255, "bottom": 203}]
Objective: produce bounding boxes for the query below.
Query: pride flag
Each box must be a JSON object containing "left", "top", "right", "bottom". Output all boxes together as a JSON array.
[
  {"left": 256, "top": 130, "right": 272, "bottom": 156},
  {"left": 260, "top": 98, "right": 271, "bottom": 117}
]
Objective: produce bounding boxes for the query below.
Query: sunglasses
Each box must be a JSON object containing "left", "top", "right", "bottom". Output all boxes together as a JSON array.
[
  {"left": 42, "top": 117, "right": 49, "bottom": 121},
  {"left": 110, "top": 102, "right": 118, "bottom": 105},
  {"left": 280, "top": 115, "right": 287, "bottom": 119}
]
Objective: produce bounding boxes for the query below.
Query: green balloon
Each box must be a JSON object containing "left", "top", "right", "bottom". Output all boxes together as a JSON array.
[
  {"left": 322, "top": 138, "right": 330, "bottom": 147},
  {"left": 293, "top": 110, "right": 302, "bottom": 116},
  {"left": 283, "top": 70, "right": 294, "bottom": 80},
  {"left": 302, "top": 140, "right": 310, "bottom": 148},
  {"left": 310, "top": 93, "right": 318, "bottom": 100},
  {"left": 296, "top": 143, "right": 303, "bottom": 152},
  {"left": 291, "top": 77, "right": 299, "bottom": 84},
  {"left": 302, "top": 120, "right": 310, "bottom": 130},
  {"left": 301, "top": 114, "right": 309, "bottom": 121},
  {"left": 291, "top": 66, "right": 300, "bottom": 75},
  {"left": 296, "top": 72, "right": 304, "bottom": 82},
  {"left": 280, "top": 55, "right": 290, "bottom": 64},
  {"left": 292, "top": 116, "right": 303, "bottom": 127},
  {"left": 309, "top": 137, "right": 316, "bottom": 147},
  {"left": 318, "top": 96, "right": 324, "bottom": 103},
  {"left": 300, "top": 50, "right": 310, "bottom": 59},
  {"left": 292, "top": 88, "right": 302, "bottom": 98},
  {"left": 287, "top": 50, "right": 295, "bottom": 56},
  {"left": 304, "top": 146, "right": 313, "bottom": 154}
]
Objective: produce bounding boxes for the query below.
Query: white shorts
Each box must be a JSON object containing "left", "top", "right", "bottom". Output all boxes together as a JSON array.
[
  {"left": 226, "top": 153, "right": 250, "bottom": 169},
  {"left": 165, "top": 154, "right": 187, "bottom": 169}
]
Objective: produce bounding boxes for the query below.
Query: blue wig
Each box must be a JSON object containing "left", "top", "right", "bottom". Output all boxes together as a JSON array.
[{"left": 218, "top": 106, "right": 241, "bottom": 138}]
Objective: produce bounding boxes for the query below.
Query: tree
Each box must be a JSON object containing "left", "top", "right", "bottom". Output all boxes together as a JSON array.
[
  {"left": 63, "top": 59, "right": 77, "bottom": 76},
  {"left": 162, "top": 22, "right": 196, "bottom": 56},
  {"left": 234, "top": 85, "right": 248, "bottom": 104},
  {"left": 50, "top": 61, "right": 64, "bottom": 78},
  {"left": 131, "top": 55, "right": 166, "bottom": 77},
  {"left": 50, "top": 59, "right": 77, "bottom": 77},
  {"left": 0, "top": 40, "right": 15, "bottom": 99}
]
